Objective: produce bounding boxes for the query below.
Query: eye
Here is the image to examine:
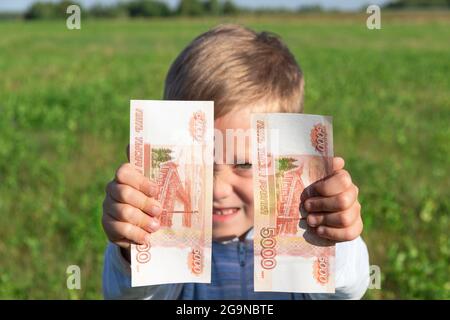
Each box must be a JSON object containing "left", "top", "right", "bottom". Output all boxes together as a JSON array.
[{"left": 234, "top": 163, "right": 252, "bottom": 170}]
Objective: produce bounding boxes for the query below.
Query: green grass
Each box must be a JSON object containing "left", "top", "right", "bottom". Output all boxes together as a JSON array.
[{"left": 0, "top": 12, "right": 449, "bottom": 299}]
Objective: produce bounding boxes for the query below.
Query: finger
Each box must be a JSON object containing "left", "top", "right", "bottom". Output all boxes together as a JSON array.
[
  {"left": 333, "top": 157, "right": 345, "bottom": 171},
  {"left": 106, "top": 182, "right": 162, "bottom": 217},
  {"left": 307, "top": 205, "right": 360, "bottom": 228},
  {"left": 103, "top": 197, "right": 160, "bottom": 232},
  {"left": 303, "top": 185, "right": 358, "bottom": 212},
  {"left": 316, "top": 216, "right": 363, "bottom": 242},
  {"left": 114, "top": 163, "right": 159, "bottom": 198},
  {"left": 301, "top": 169, "right": 352, "bottom": 200},
  {"left": 103, "top": 217, "right": 151, "bottom": 245}
]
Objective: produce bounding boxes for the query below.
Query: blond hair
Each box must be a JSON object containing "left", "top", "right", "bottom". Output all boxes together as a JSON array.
[{"left": 164, "top": 24, "right": 304, "bottom": 118}]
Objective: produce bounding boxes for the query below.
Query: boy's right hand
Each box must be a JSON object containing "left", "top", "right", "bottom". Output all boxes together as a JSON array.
[{"left": 102, "top": 162, "right": 162, "bottom": 259}]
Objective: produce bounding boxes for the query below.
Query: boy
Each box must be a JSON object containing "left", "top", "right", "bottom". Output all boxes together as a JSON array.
[{"left": 102, "top": 24, "right": 369, "bottom": 299}]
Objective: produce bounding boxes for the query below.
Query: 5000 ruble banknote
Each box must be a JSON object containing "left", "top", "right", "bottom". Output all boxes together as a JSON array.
[
  {"left": 251, "top": 113, "right": 335, "bottom": 293},
  {"left": 130, "top": 100, "right": 214, "bottom": 287}
]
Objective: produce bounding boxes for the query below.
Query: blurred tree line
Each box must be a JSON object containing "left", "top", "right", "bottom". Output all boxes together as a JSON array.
[
  {"left": 384, "top": 0, "right": 450, "bottom": 9},
  {"left": 24, "top": 0, "right": 239, "bottom": 19},
  {"left": 21, "top": 0, "right": 450, "bottom": 20}
]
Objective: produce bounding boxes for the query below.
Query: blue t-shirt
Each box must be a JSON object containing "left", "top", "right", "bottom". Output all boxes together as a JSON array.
[{"left": 179, "top": 239, "right": 307, "bottom": 300}]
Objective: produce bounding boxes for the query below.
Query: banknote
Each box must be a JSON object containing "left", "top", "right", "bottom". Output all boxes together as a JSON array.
[
  {"left": 130, "top": 100, "right": 214, "bottom": 287},
  {"left": 251, "top": 113, "right": 335, "bottom": 293}
]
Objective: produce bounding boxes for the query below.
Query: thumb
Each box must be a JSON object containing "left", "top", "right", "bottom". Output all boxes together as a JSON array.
[{"left": 332, "top": 157, "right": 345, "bottom": 172}]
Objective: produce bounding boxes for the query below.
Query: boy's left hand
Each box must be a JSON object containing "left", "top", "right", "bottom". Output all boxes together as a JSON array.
[{"left": 301, "top": 157, "right": 362, "bottom": 242}]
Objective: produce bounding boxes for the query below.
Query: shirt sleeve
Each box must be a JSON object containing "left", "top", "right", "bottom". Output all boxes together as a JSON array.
[
  {"left": 304, "top": 236, "right": 370, "bottom": 300},
  {"left": 102, "top": 242, "right": 183, "bottom": 300}
]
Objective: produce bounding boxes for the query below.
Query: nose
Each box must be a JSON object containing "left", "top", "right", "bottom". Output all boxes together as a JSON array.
[{"left": 213, "top": 170, "right": 233, "bottom": 202}]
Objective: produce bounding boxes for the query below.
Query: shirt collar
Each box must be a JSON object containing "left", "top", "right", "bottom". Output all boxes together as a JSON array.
[{"left": 215, "top": 227, "right": 254, "bottom": 244}]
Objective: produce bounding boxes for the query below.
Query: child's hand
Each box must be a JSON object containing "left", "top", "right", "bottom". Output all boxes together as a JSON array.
[
  {"left": 301, "top": 157, "right": 362, "bottom": 242},
  {"left": 102, "top": 162, "right": 162, "bottom": 255}
]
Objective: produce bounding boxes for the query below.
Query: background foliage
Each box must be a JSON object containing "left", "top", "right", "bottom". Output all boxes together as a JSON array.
[{"left": 0, "top": 11, "right": 449, "bottom": 299}]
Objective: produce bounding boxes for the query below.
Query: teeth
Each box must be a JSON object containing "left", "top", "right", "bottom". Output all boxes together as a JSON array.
[{"left": 214, "top": 208, "right": 238, "bottom": 215}]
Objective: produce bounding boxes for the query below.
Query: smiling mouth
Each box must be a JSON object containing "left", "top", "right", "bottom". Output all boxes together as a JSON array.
[{"left": 213, "top": 207, "right": 240, "bottom": 216}]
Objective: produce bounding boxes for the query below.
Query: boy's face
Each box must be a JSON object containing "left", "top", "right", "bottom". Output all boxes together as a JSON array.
[{"left": 212, "top": 107, "right": 254, "bottom": 241}]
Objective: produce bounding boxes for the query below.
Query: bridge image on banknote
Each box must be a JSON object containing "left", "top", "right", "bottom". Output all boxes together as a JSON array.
[
  {"left": 155, "top": 161, "right": 198, "bottom": 228},
  {"left": 276, "top": 165, "right": 305, "bottom": 235}
]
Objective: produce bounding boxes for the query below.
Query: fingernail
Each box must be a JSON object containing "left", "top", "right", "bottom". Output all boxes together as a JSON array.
[
  {"left": 149, "top": 219, "right": 160, "bottom": 230},
  {"left": 307, "top": 215, "right": 317, "bottom": 227},
  {"left": 317, "top": 226, "right": 324, "bottom": 235},
  {"left": 151, "top": 205, "right": 162, "bottom": 215}
]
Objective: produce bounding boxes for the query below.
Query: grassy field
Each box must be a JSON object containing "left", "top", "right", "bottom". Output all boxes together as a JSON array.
[{"left": 0, "top": 12, "right": 449, "bottom": 299}]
